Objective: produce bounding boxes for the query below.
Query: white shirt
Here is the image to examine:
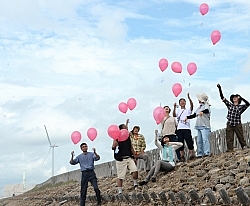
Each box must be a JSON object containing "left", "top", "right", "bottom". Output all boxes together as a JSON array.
[{"left": 176, "top": 108, "right": 192, "bottom": 129}]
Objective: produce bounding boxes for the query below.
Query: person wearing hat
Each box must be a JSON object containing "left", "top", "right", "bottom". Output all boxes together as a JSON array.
[
  {"left": 130, "top": 124, "right": 151, "bottom": 172},
  {"left": 138, "top": 130, "right": 183, "bottom": 185},
  {"left": 217, "top": 84, "right": 250, "bottom": 151},
  {"left": 185, "top": 93, "right": 211, "bottom": 158},
  {"left": 173, "top": 93, "right": 195, "bottom": 161}
]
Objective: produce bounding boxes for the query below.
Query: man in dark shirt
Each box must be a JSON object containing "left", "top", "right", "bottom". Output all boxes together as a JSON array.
[
  {"left": 70, "top": 143, "right": 101, "bottom": 206},
  {"left": 217, "top": 84, "right": 250, "bottom": 151},
  {"left": 112, "top": 123, "right": 138, "bottom": 194}
]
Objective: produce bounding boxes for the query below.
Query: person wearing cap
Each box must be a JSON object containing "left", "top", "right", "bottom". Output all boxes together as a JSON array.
[
  {"left": 173, "top": 93, "right": 195, "bottom": 161},
  {"left": 70, "top": 143, "right": 102, "bottom": 206},
  {"left": 217, "top": 84, "right": 250, "bottom": 151},
  {"left": 138, "top": 130, "right": 183, "bottom": 185},
  {"left": 185, "top": 93, "right": 211, "bottom": 158},
  {"left": 130, "top": 125, "right": 151, "bottom": 172}
]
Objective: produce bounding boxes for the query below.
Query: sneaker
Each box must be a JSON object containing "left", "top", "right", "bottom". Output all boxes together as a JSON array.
[
  {"left": 151, "top": 177, "right": 156, "bottom": 182},
  {"left": 189, "top": 155, "right": 195, "bottom": 160},
  {"left": 180, "top": 156, "right": 185, "bottom": 162},
  {"left": 134, "top": 185, "right": 138, "bottom": 189},
  {"left": 243, "top": 146, "right": 249, "bottom": 150},
  {"left": 139, "top": 181, "right": 148, "bottom": 186}
]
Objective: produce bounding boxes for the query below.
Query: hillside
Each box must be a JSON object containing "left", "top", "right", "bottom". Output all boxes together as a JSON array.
[{"left": 1, "top": 148, "right": 250, "bottom": 206}]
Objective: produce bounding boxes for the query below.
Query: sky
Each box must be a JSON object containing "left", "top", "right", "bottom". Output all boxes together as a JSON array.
[{"left": 1, "top": 0, "right": 250, "bottom": 197}]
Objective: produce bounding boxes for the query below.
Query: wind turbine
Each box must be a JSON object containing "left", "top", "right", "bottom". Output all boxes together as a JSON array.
[{"left": 44, "top": 125, "right": 58, "bottom": 177}]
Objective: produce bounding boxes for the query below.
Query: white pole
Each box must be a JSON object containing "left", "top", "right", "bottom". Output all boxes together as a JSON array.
[
  {"left": 52, "top": 146, "right": 54, "bottom": 177},
  {"left": 23, "top": 171, "right": 26, "bottom": 189}
]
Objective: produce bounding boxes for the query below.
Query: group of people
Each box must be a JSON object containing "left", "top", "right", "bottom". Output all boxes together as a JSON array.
[{"left": 69, "top": 84, "right": 249, "bottom": 206}]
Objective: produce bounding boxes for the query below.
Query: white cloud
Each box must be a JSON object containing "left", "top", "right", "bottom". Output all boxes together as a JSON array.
[{"left": 1, "top": 0, "right": 250, "bottom": 197}]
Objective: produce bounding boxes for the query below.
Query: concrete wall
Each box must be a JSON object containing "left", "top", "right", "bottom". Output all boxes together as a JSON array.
[{"left": 35, "top": 149, "right": 159, "bottom": 188}]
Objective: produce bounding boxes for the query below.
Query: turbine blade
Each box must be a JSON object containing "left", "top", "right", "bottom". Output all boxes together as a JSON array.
[
  {"left": 41, "top": 147, "right": 51, "bottom": 167},
  {"left": 44, "top": 125, "right": 52, "bottom": 146}
]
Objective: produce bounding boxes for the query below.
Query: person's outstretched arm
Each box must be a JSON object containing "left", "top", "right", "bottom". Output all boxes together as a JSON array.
[
  {"left": 217, "top": 84, "right": 225, "bottom": 100},
  {"left": 173, "top": 103, "right": 177, "bottom": 117},
  {"left": 240, "top": 96, "right": 250, "bottom": 106},
  {"left": 188, "top": 93, "right": 194, "bottom": 111}
]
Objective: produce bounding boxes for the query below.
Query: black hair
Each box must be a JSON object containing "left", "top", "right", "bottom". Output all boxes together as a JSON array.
[
  {"left": 160, "top": 136, "right": 168, "bottom": 147},
  {"left": 80, "top": 143, "right": 87, "bottom": 148},
  {"left": 131, "top": 126, "right": 140, "bottom": 133},
  {"left": 119, "top": 124, "right": 126, "bottom": 130},
  {"left": 179, "top": 98, "right": 186, "bottom": 104},
  {"left": 163, "top": 105, "right": 171, "bottom": 113}
]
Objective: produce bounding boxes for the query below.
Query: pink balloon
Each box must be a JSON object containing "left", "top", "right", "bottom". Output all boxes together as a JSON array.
[
  {"left": 127, "top": 98, "right": 137, "bottom": 110},
  {"left": 171, "top": 62, "right": 182, "bottom": 73},
  {"left": 172, "top": 83, "right": 182, "bottom": 97},
  {"left": 87, "top": 128, "right": 97, "bottom": 141},
  {"left": 159, "top": 58, "right": 168, "bottom": 72},
  {"left": 71, "top": 131, "right": 82, "bottom": 144},
  {"left": 211, "top": 30, "right": 221, "bottom": 45},
  {"left": 118, "top": 129, "right": 129, "bottom": 142},
  {"left": 187, "top": 62, "right": 197, "bottom": 76},
  {"left": 153, "top": 106, "right": 165, "bottom": 125},
  {"left": 118, "top": 102, "right": 128, "bottom": 114},
  {"left": 107, "top": 125, "right": 120, "bottom": 140},
  {"left": 199, "top": 3, "right": 209, "bottom": 15}
]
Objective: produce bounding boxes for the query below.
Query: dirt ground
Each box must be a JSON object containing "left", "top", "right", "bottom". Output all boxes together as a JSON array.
[{"left": 1, "top": 148, "right": 250, "bottom": 206}]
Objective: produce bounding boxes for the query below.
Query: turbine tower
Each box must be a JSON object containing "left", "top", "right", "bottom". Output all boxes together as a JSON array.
[{"left": 44, "top": 125, "right": 58, "bottom": 177}]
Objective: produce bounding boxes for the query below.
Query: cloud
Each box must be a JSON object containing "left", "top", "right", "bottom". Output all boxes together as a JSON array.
[{"left": 1, "top": 0, "right": 250, "bottom": 196}]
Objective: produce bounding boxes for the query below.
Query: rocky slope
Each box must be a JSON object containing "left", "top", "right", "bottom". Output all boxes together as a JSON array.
[{"left": 1, "top": 148, "right": 250, "bottom": 206}]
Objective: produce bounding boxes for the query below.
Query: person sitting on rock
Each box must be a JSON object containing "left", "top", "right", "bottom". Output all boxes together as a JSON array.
[{"left": 139, "top": 130, "right": 182, "bottom": 185}]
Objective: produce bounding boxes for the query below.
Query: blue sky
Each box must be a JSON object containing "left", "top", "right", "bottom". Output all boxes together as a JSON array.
[{"left": 1, "top": 0, "right": 250, "bottom": 197}]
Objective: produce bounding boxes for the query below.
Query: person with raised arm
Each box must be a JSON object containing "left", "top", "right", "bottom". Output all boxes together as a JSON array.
[{"left": 217, "top": 84, "right": 250, "bottom": 151}]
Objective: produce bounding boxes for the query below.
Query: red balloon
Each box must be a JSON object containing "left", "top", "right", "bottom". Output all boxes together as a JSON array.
[
  {"left": 153, "top": 106, "right": 165, "bottom": 125},
  {"left": 127, "top": 98, "right": 137, "bottom": 110},
  {"left": 118, "top": 129, "right": 129, "bottom": 142},
  {"left": 172, "top": 83, "right": 182, "bottom": 97},
  {"left": 171, "top": 62, "right": 182, "bottom": 73},
  {"left": 87, "top": 128, "right": 97, "bottom": 141},
  {"left": 71, "top": 131, "right": 82, "bottom": 144},
  {"left": 159, "top": 58, "right": 168, "bottom": 72},
  {"left": 107, "top": 125, "right": 120, "bottom": 139},
  {"left": 199, "top": 3, "right": 209, "bottom": 15},
  {"left": 211, "top": 30, "right": 221, "bottom": 45},
  {"left": 118, "top": 102, "right": 128, "bottom": 113},
  {"left": 187, "top": 62, "right": 197, "bottom": 76}
]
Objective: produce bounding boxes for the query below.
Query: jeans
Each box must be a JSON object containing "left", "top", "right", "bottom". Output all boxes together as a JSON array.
[
  {"left": 144, "top": 160, "right": 174, "bottom": 182},
  {"left": 136, "top": 153, "right": 151, "bottom": 171},
  {"left": 80, "top": 171, "right": 101, "bottom": 206},
  {"left": 226, "top": 122, "right": 247, "bottom": 151},
  {"left": 196, "top": 127, "right": 211, "bottom": 157}
]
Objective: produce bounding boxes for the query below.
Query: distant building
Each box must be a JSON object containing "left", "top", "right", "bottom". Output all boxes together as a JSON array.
[{"left": 3, "top": 183, "right": 35, "bottom": 198}]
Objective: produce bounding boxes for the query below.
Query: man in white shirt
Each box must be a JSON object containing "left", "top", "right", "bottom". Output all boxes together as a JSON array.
[{"left": 173, "top": 93, "right": 195, "bottom": 161}]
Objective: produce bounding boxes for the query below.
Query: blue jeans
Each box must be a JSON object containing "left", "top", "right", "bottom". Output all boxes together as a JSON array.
[
  {"left": 80, "top": 170, "right": 101, "bottom": 206},
  {"left": 196, "top": 127, "right": 211, "bottom": 157}
]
